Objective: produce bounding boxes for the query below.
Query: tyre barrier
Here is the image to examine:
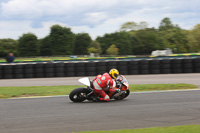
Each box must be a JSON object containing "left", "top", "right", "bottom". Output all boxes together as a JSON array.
[{"left": 0, "top": 58, "right": 200, "bottom": 79}]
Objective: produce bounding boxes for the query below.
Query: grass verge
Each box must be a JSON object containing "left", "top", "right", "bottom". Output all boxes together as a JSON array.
[
  {"left": 0, "top": 83, "right": 198, "bottom": 99},
  {"left": 77, "top": 125, "right": 200, "bottom": 133}
]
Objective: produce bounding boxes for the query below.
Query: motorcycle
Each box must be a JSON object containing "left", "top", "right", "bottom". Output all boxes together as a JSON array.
[{"left": 69, "top": 75, "right": 130, "bottom": 102}]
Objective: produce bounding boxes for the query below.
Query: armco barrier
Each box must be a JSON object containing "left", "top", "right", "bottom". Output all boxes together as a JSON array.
[{"left": 0, "top": 58, "right": 200, "bottom": 79}]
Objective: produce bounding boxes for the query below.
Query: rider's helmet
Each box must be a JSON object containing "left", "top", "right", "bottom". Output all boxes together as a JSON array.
[{"left": 109, "top": 68, "right": 119, "bottom": 80}]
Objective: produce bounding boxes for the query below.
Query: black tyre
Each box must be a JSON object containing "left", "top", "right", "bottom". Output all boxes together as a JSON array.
[
  {"left": 129, "top": 65, "right": 139, "bottom": 70},
  {"left": 86, "top": 67, "right": 96, "bottom": 72},
  {"left": 161, "top": 69, "right": 171, "bottom": 74},
  {"left": 107, "top": 65, "right": 117, "bottom": 70},
  {"left": 161, "top": 64, "right": 171, "bottom": 69},
  {"left": 24, "top": 64, "right": 34, "bottom": 69},
  {"left": 76, "top": 72, "right": 86, "bottom": 76},
  {"left": 45, "top": 68, "right": 54, "bottom": 73},
  {"left": 149, "top": 60, "right": 160, "bottom": 65},
  {"left": 24, "top": 69, "right": 34, "bottom": 74},
  {"left": 129, "top": 70, "right": 139, "bottom": 75},
  {"left": 55, "top": 63, "right": 64, "bottom": 67},
  {"left": 65, "top": 63, "right": 75, "bottom": 67},
  {"left": 108, "top": 61, "right": 117, "bottom": 66},
  {"left": 66, "top": 72, "right": 75, "bottom": 77},
  {"left": 139, "top": 60, "right": 149, "bottom": 65},
  {"left": 150, "top": 65, "right": 160, "bottom": 69},
  {"left": 183, "top": 69, "right": 193, "bottom": 73},
  {"left": 45, "top": 73, "right": 54, "bottom": 77},
  {"left": 24, "top": 74, "right": 34, "bottom": 78},
  {"left": 86, "top": 62, "right": 96, "bottom": 67},
  {"left": 183, "top": 63, "right": 193, "bottom": 69},
  {"left": 118, "top": 66, "right": 128, "bottom": 71},
  {"left": 4, "top": 74, "right": 13, "bottom": 79},
  {"left": 120, "top": 71, "right": 128, "bottom": 75},
  {"left": 14, "top": 69, "right": 23, "bottom": 74},
  {"left": 66, "top": 67, "right": 75, "bottom": 72},
  {"left": 160, "top": 59, "right": 171, "bottom": 64},
  {"left": 172, "top": 69, "right": 182, "bottom": 73},
  {"left": 140, "top": 70, "right": 149, "bottom": 74},
  {"left": 55, "top": 68, "right": 65, "bottom": 73},
  {"left": 140, "top": 65, "right": 149, "bottom": 70},
  {"left": 118, "top": 61, "right": 128, "bottom": 66},
  {"left": 35, "top": 73, "right": 44, "bottom": 78},
  {"left": 97, "top": 66, "right": 107, "bottom": 71},
  {"left": 69, "top": 88, "right": 89, "bottom": 102},
  {"left": 76, "top": 62, "right": 85, "bottom": 67},
  {"left": 129, "top": 61, "right": 139, "bottom": 65},
  {"left": 87, "top": 71, "right": 96, "bottom": 76},
  {"left": 14, "top": 74, "right": 24, "bottom": 79},
  {"left": 96, "top": 61, "right": 107, "bottom": 66},
  {"left": 55, "top": 73, "right": 65, "bottom": 77},
  {"left": 34, "top": 63, "right": 44, "bottom": 68},
  {"left": 13, "top": 64, "right": 24, "bottom": 69},
  {"left": 35, "top": 68, "right": 43, "bottom": 73},
  {"left": 76, "top": 67, "right": 85, "bottom": 72},
  {"left": 150, "top": 69, "right": 160, "bottom": 74}
]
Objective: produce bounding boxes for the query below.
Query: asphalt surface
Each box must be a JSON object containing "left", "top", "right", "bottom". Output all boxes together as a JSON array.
[
  {"left": 0, "top": 73, "right": 200, "bottom": 133},
  {"left": 0, "top": 90, "right": 200, "bottom": 133},
  {"left": 0, "top": 73, "right": 200, "bottom": 87}
]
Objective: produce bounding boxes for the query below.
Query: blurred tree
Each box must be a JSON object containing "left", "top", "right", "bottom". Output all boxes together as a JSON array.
[
  {"left": 0, "top": 39, "right": 18, "bottom": 57},
  {"left": 120, "top": 21, "right": 148, "bottom": 31},
  {"left": 159, "top": 17, "right": 174, "bottom": 31},
  {"left": 106, "top": 44, "right": 118, "bottom": 56},
  {"left": 187, "top": 24, "right": 200, "bottom": 52},
  {"left": 96, "top": 31, "right": 132, "bottom": 55},
  {"left": 88, "top": 41, "right": 102, "bottom": 55},
  {"left": 158, "top": 18, "right": 189, "bottom": 53},
  {"left": 18, "top": 33, "right": 38, "bottom": 56},
  {"left": 132, "top": 28, "right": 164, "bottom": 55},
  {"left": 49, "top": 25, "right": 75, "bottom": 55},
  {"left": 74, "top": 33, "right": 92, "bottom": 55},
  {"left": 38, "top": 36, "right": 52, "bottom": 56}
]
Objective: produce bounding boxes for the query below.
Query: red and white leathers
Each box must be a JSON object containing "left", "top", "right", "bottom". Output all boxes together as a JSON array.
[{"left": 93, "top": 73, "right": 116, "bottom": 101}]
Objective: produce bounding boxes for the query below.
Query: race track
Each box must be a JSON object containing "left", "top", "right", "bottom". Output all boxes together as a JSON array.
[
  {"left": 0, "top": 73, "right": 200, "bottom": 87},
  {"left": 0, "top": 73, "right": 200, "bottom": 133},
  {"left": 1, "top": 90, "right": 200, "bottom": 133}
]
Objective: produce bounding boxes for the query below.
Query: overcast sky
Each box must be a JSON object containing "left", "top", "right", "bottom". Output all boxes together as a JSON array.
[{"left": 0, "top": 0, "right": 199, "bottom": 39}]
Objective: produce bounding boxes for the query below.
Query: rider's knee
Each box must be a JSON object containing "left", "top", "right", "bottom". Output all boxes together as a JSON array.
[{"left": 102, "top": 95, "right": 110, "bottom": 101}]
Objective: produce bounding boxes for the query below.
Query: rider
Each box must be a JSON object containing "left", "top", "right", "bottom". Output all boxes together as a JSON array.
[{"left": 92, "top": 68, "right": 119, "bottom": 101}]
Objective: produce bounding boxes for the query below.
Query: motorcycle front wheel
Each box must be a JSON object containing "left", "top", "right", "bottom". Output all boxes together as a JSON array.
[{"left": 69, "top": 87, "right": 89, "bottom": 102}]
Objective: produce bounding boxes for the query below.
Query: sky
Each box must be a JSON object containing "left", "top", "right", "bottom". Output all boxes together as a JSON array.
[{"left": 0, "top": 0, "right": 200, "bottom": 40}]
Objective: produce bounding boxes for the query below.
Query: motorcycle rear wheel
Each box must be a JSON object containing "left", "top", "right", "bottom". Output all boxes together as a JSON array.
[{"left": 69, "top": 87, "right": 89, "bottom": 102}]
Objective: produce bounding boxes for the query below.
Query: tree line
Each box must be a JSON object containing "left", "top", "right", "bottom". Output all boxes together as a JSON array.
[{"left": 0, "top": 17, "right": 200, "bottom": 57}]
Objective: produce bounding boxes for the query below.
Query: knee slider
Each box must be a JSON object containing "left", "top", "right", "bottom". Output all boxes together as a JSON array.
[{"left": 103, "top": 95, "right": 110, "bottom": 101}]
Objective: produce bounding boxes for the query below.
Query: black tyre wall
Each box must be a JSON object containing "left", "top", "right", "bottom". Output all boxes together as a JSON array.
[
  {"left": 65, "top": 63, "right": 75, "bottom": 77},
  {"left": 85, "top": 62, "right": 96, "bottom": 76},
  {"left": 117, "top": 61, "right": 128, "bottom": 75},
  {"left": 44, "top": 63, "right": 55, "bottom": 77},
  {"left": 194, "top": 58, "right": 200, "bottom": 73},
  {"left": 160, "top": 59, "right": 171, "bottom": 74},
  {"left": 128, "top": 61, "right": 139, "bottom": 75},
  {"left": 138, "top": 60, "right": 149, "bottom": 74},
  {"left": 75, "top": 62, "right": 86, "bottom": 76},
  {"left": 34, "top": 63, "right": 44, "bottom": 78},
  {"left": 54, "top": 63, "right": 65, "bottom": 77}
]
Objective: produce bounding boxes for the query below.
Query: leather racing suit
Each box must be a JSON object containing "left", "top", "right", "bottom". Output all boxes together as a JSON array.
[{"left": 92, "top": 73, "right": 116, "bottom": 101}]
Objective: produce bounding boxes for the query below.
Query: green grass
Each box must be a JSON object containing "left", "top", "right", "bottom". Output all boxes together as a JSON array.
[
  {"left": 77, "top": 125, "right": 200, "bottom": 133},
  {"left": 0, "top": 83, "right": 197, "bottom": 99}
]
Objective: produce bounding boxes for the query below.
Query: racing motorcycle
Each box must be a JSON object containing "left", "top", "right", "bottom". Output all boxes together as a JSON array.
[{"left": 69, "top": 75, "right": 130, "bottom": 102}]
